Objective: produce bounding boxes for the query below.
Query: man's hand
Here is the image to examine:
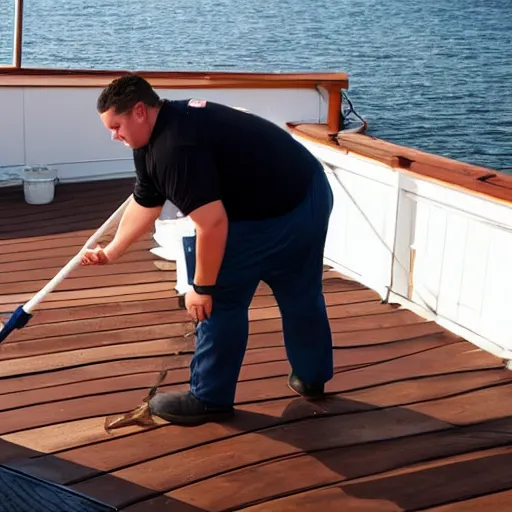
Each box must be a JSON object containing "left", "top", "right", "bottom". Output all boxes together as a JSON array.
[
  {"left": 81, "top": 246, "right": 110, "bottom": 265},
  {"left": 185, "top": 289, "right": 213, "bottom": 322},
  {"left": 80, "top": 199, "right": 163, "bottom": 267}
]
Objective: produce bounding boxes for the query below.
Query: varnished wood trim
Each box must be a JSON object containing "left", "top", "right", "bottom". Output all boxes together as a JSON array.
[
  {"left": 0, "top": 69, "right": 349, "bottom": 89},
  {"left": 13, "top": 0, "right": 24, "bottom": 68},
  {"left": 0, "top": 69, "right": 349, "bottom": 79},
  {"left": 286, "top": 123, "right": 341, "bottom": 149},
  {"left": 287, "top": 123, "right": 512, "bottom": 207},
  {"left": 326, "top": 84, "right": 342, "bottom": 133}
]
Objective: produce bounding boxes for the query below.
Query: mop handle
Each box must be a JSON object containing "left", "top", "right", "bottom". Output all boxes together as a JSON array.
[{"left": 23, "top": 194, "right": 133, "bottom": 314}]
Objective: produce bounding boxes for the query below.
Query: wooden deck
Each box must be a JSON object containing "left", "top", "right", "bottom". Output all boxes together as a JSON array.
[{"left": 1, "top": 178, "right": 512, "bottom": 511}]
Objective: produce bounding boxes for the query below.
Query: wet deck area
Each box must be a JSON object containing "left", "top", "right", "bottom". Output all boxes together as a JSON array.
[{"left": 1, "top": 178, "right": 512, "bottom": 511}]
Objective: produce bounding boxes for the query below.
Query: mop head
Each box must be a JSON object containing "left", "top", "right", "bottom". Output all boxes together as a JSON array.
[
  {"left": 104, "top": 370, "right": 168, "bottom": 434},
  {"left": 103, "top": 321, "right": 196, "bottom": 433},
  {"left": 104, "top": 402, "right": 155, "bottom": 432}
]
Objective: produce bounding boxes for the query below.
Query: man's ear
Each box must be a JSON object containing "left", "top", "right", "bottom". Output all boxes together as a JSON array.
[{"left": 133, "top": 101, "right": 146, "bottom": 121}]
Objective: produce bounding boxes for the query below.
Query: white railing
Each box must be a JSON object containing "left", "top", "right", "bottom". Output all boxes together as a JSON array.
[{"left": 297, "top": 136, "right": 512, "bottom": 360}]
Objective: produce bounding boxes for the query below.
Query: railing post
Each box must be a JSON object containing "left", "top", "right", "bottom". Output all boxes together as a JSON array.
[
  {"left": 326, "top": 83, "right": 342, "bottom": 134},
  {"left": 13, "top": 0, "right": 24, "bottom": 68}
]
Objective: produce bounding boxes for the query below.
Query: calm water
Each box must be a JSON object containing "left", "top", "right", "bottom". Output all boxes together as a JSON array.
[{"left": 1, "top": 0, "right": 511, "bottom": 171}]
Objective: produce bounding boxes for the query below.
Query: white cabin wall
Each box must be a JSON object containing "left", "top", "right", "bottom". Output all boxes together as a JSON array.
[
  {"left": 0, "top": 86, "right": 322, "bottom": 183},
  {"left": 294, "top": 134, "right": 512, "bottom": 358},
  {"left": 156, "top": 88, "right": 322, "bottom": 127},
  {"left": 22, "top": 88, "right": 132, "bottom": 175},
  {"left": 0, "top": 88, "right": 25, "bottom": 167},
  {"left": 23, "top": 88, "right": 121, "bottom": 162}
]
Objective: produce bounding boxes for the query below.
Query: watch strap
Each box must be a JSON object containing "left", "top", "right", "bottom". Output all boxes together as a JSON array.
[{"left": 193, "top": 283, "right": 216, "bottom": 295}]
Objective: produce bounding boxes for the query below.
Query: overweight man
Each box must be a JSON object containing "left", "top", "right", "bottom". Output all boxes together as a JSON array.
[{"left": 82, "top": 73, "right": 334, "bottom": 426}]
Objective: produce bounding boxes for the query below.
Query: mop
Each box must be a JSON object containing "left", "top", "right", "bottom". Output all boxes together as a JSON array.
[
  {"left": 0, "top": 194, "right": 133, "bottom": 343},
  {"left": 0, "top": 193, "right": 196, "bottom": 432}
]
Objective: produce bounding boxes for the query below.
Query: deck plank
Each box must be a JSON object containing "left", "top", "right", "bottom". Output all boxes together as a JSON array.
[
  {"left": 1, "top": 177, "right": 511, "bottom": 512},
  {"left": 0, "top": 250, "right": 158, "bottom": 278},
  {"left": 249, "top": 309, "right": 427, "bottom": 336},
  {"left": 0, "top": 261, "right": 173, "bottom": 284},
  {"left": 0, "top": 269, "right": 175, "bottom": 295},
  {"left": 0, "top": 237, "right": 152, "bottom": 265},
  {"left": 1, "top": 288, "right": 377, "bottom": 331},
  {"left": 4, "top": 338, "right": 480, "bottom": 435},
  {"left": 66, "top": 408, "right": 452, "bottom": 508},
  {"left": 424, "top": 490, "right": 512, "bottom": 511},
  {"left": 4, "top": 367, "right": 509, "bottom": 459},
  {"left": 6, "top": 370, "right": 510, "bottom": 488},
  {"left": 0, "top": 336, "right": 458, "bottom": 416},
  {"left": 238, "top": 446, "right": 512, "bottom": 512},
  {"left": 0, "top": 328, "right": 193, "bottom": 370},
  {"left": 167, "top": 417, "right": 512, "bottom": 511},
  {"left": 0, "top": 304, "right": 406, "bottom": 365}
]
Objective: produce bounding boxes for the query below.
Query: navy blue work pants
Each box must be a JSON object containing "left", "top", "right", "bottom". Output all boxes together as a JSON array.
[{"left": 185, "top": 165, "right": 334, "bottom": 407}]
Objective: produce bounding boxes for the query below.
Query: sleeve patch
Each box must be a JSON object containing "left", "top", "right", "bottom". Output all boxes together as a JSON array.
[{"left": 188, "top": 99, "right": 207, "bottom": 108}]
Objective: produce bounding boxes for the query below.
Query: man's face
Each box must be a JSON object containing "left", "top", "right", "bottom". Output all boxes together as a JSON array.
[{"left": 100, "top": 102, "right": 150, "bottom": 149}]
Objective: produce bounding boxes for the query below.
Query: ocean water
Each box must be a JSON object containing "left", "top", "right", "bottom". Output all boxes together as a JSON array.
[{"left": 1, "top": 0, "right": 511, "bottom": 172}]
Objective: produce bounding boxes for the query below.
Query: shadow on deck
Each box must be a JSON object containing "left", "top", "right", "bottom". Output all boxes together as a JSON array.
[{"left": 1, "top": 179, "right": 512, "bottom": 511}]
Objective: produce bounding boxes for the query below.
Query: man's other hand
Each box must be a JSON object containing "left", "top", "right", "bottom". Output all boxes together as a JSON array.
[
  {"left": 81, "top": 246, "right": 110, "bottom": 265},
  {"left": 185, "top": 289, "right": 213, "bottom": 322}
]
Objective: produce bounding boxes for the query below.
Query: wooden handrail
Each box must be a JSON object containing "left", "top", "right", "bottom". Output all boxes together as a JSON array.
[
  {"left": 287, "top": 122, "right": 512, "bottom": 207},
  {"left": 0, "top": 67, "right": 348, "bottom": 80},
  {"left": 0, "top": 70, "right": 348, "bottom": 92}
]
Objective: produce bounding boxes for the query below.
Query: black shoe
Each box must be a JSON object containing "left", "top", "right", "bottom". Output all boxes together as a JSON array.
[
  {"left": 149, "top": 391, "right": 234, "bottom": 426},
  {"left": 288, "top": 373, "right": 325, "bottom": 400}
]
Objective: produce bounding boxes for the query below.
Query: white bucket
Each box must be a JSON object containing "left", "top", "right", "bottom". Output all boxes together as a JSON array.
[
  {"left": 23, "top": 167, "right": 58, "bottom": 205},
  {"left": 150, "top": 201, "right": 196, "bottom": 294}
]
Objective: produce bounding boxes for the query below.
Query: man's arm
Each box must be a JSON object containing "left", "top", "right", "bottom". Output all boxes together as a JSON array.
[
  {"left": 188, "top": 200, "right": 228, "bottom": 286},
  {"left": 101, "top": 148, "right": 165, "bottom": 262},
  {"left": 105, "top": 197, "right": 163, "bottom": 261},
  {"left": 164, "top": 143, "right": 227, "bottom": 286},
  {"left": 82, "top": 197, "right": 162, "bottom": 265}
]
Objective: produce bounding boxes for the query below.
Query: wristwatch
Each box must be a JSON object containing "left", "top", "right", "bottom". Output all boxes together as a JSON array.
[{"left": 193, "top": 283, "right": 216, "bottom": 295}]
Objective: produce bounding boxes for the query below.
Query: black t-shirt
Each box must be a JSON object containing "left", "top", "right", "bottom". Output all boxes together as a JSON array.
[{"left": 132, "top": 99, "right": 321, "bottom": 221}]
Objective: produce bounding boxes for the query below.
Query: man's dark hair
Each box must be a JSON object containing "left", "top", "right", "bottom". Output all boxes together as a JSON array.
[{"left": 97, "top": 73, "right": 161, "bottom": 114}]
